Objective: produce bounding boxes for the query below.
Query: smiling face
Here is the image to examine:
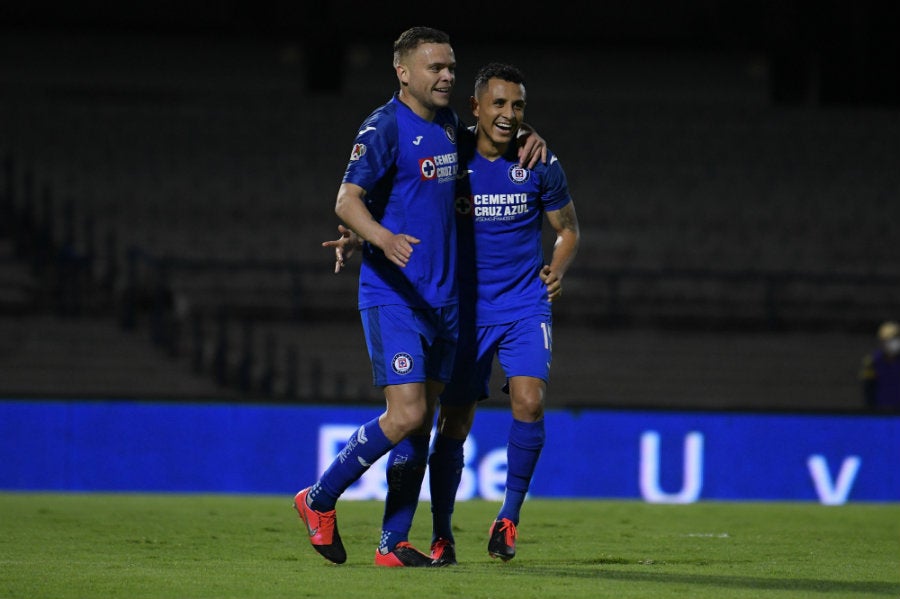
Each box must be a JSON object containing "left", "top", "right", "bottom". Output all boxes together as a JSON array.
[
  {"left": 471, "top": 77, "right": 526, "bottom": 160},
  {"left": 395, "top": 42, "right": 456, "bottom": 121}
]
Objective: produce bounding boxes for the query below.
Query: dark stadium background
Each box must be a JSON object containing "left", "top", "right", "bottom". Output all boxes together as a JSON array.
[{"left": 1, "top": 0, "right": 899, "bottom": 412}]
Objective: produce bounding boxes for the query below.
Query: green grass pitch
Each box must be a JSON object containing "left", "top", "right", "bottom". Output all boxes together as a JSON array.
[{"left": 1, "top": 492, "right": 897, "bottom": 598}]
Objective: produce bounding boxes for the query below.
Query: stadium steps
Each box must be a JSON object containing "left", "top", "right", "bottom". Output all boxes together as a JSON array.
[
  {"left": 0, "top": 314, "right": 238, "bottom": 400},
  {"left": 540, "top": 326, "right": 873, "bottom": 412},
  {"left": 0, "top": 237, "right": 39, "bottom": 314}
]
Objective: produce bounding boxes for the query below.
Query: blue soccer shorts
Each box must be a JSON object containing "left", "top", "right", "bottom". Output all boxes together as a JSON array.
[
  {"left": 361, "top": 303, "right": 459, "bottom": 387},
  {"left": 441, "top": 313, "right": 552, "bottom": 406}
]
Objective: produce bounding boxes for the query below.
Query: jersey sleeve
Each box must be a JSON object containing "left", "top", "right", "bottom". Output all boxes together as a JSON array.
[
  {"left": 342, "top": 108, "right": 398, "bottom": 192},
  {"left": 539, "top": 151, "right": 573, "bottom": 212}
]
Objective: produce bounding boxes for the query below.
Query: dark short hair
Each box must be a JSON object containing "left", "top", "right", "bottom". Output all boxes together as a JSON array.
[
  {"left": 393, "top": 26, "right": 451, "bottom": 67},
  {"left": 473, "top": 62, "right": 526, "bottom": 96}
]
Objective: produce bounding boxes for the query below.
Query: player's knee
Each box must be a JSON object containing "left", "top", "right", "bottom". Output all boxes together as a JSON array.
[
  {"left": 439, "top": 416, "right": 472, "bottom": 438},
  {"left": 510, "top": 389, "right": 545, "bottom": 421},
  {"left": 382, "top": 405, "right": 430, "bottom": 438},
  {"left": 436, "top": 404, "right": 475, "bottom": 438}
]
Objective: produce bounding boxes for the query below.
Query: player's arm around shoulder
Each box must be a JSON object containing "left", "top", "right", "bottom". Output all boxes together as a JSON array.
[{"left": 516, "top": 123, "right": 547, "bottom": 168}]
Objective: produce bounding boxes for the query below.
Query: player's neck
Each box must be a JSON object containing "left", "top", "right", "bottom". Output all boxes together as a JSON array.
[
  {"left": 397, "top": 90, "right": 436, "bottom": 121},
  {"left": 476, "top": 135, "right": 508, "bottom": 162}
]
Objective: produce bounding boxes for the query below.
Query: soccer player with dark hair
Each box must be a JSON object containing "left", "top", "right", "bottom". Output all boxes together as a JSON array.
[{"left": 427, "top": 62, "right": 580, "bottom": 564}]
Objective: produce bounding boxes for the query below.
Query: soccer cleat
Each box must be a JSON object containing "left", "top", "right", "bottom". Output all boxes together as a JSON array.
[
  {"left": 487, "top": 518, "right": 517, "bottom": 561},
  {"left": 293, "top": 487, "right": 346, "bottom": 564},
  {"left": 430, "top": 538, "right": 457, "bottom": 567},
  {"left": 374, "top": 541, "right": 435, "bottom": 567}
]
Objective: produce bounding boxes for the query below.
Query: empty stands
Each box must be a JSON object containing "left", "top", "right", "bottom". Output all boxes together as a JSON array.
[{"left": 0, "top": 32, "right": 896, "bottom": 409}]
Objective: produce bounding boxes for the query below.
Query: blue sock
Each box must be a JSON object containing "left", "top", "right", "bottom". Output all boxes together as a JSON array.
[
  {"left": 498, "top": 419, "right": 545, "bottom": 525},
  {"left": 379, "top": 433, "right": 429, "bottom": 552},
  {"left": 309, "top": 418, "right": 393, "bottom": 512},
  {"left": 428, "top": 434, "right": 465, "bottom": 543}
]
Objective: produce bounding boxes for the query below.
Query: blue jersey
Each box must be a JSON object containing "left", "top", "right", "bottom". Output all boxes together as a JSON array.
[
  {"left": 455, "top": 138, "right": 572, "bottom": 326},
  {"left": 342, "top": 93, "right": 460, "bottom": 310}
]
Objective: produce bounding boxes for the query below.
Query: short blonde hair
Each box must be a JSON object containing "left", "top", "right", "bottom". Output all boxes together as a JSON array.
[{"left": 392, "top": 26, "right": 450, "bottom": 68}]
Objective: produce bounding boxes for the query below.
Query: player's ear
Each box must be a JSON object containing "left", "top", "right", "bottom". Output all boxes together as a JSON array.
[
  {"left": 396, "top": 64, "right": 409, "bottom": 86},
  {"left": 469, "top": 95, "right": 478, "bottom": 117}
]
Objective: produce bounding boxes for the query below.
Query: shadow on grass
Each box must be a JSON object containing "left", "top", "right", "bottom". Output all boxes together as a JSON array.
[{"left": 518, "top": 562, "right": 900, "bottom": 596}]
